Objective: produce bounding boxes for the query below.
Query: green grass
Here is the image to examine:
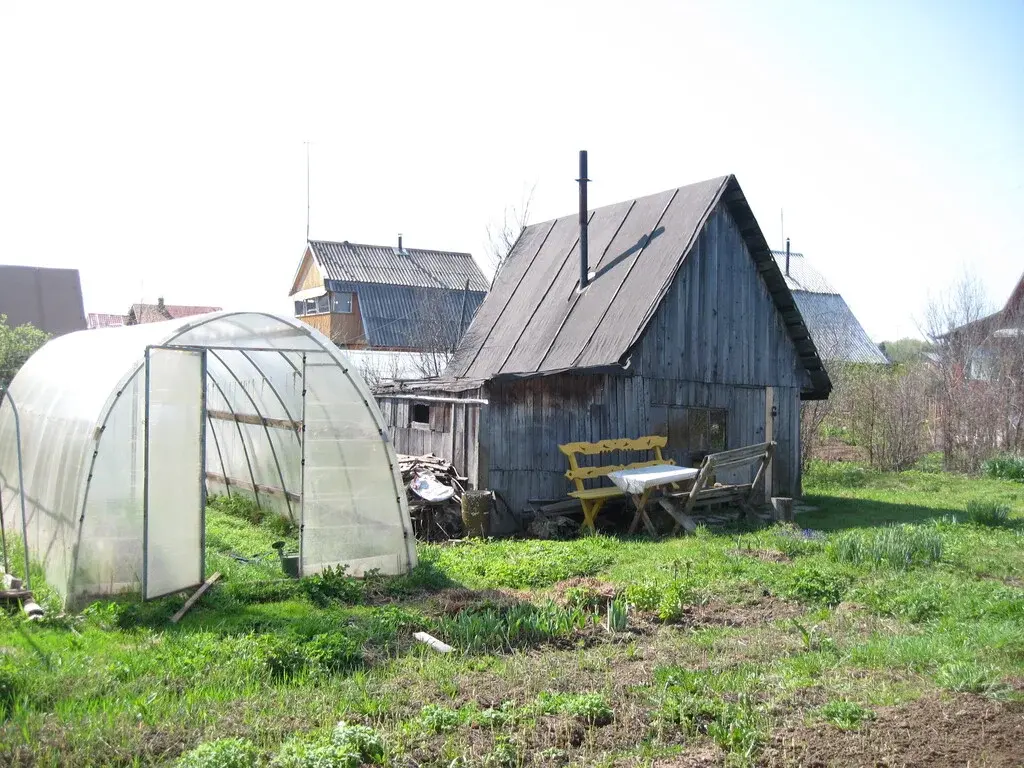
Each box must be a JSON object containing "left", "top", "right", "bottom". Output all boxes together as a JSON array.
[{"left": 0, "top": 468, "right": 1022, "bottom": 766}]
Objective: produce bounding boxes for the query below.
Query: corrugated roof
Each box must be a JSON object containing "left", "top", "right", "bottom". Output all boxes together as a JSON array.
[
  {"left": 771, "top": 250, "right": 836, "bottom": 293},
  {"left": 328, "top": 281, "right": 485, "bottom": 350},
  {"left": 770, "top": 251, "right": 888, "bottom": 365},
  {"left": 310, "top": 240, "right": 488, "bottom": 292},
  {"left": 446, "top": 175, "right": 830, "bottom": 398}
]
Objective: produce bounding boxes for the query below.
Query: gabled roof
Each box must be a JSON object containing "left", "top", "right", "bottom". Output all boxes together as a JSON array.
[
  {"left": 0, "top": 264, "right": 86, "bottom": 337},
  {"left": 948, "top": 270, "right": 1024, "bottom": 340},
  {"left": 128, "top": 302, "right": 222, "bottom": 325},
  {"left": 307, "top": 240, "right": 488, "bottom": 292},
  {"left": 447, "top": 175, "right": 830, "bottom": 398},
  {"left": 771, "top": 251, "right": 888, "bottom": 365}
]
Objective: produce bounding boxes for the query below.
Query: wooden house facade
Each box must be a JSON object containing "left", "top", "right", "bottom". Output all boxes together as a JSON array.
[{"left": 376, "top": 173, "right": 830, "bottom": 532}]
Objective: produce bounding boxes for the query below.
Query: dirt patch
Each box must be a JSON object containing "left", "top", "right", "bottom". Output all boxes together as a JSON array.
[
  {"left": 729, "top": 548, "right": 793, "bottom": 564},
  {"left": 674, "top": 596, "right": 804, "bottom": 629},
  {"left": 550, "top": 577, "right": 619, "bottom": 608},
  {"left": 651, "top": 747, "right": 728, "bottom": 767},
  {"left": 762, "top": 693, "right": 1024, "bottom": 767}
]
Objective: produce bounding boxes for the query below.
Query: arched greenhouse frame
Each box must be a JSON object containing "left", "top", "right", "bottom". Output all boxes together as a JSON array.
[{"left": 0, "top": 311, "right": 416, "bottom": 605}]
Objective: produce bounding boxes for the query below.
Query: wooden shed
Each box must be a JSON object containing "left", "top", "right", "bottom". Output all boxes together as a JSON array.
[{"left": 377, "top": 171, "right": 831, "bottom": 532}]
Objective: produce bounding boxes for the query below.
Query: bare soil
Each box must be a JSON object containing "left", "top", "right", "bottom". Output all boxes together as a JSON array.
[
  {"left": 729, "top": 548, "right": 794, "bottom": 564},
  {"left": 673, "top": 596, "right": 804, "bottom": 629},
  {"left": 762, "top": 693, "right": 1024, "bottom": 767}
]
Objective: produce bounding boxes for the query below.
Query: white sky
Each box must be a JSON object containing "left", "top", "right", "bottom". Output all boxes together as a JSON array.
[{"left": 1, "top": 1, "right": 1021, "bottom": 341}]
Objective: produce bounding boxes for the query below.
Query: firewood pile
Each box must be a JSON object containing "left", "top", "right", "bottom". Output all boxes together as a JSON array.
[{"left": 398, "top": 453, "right": 466, "bottom": 541}]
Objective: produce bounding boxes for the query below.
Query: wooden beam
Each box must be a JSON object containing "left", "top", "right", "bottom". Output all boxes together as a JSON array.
[
  {"left": 207, "top": 409, "right": 301, "bottom": 433},
  {"left": 206, "top": 472, "right": 301, "bottom": 503},
  {"left": 170, "top": 572, "right": 222, "bottom": 624}
]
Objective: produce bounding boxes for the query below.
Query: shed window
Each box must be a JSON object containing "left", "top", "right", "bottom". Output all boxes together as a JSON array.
[
  {"left": 332, "top": 292, "right": 353, "bottom": 314},
  {"left": 316, "top": 294, "right": 330, "bottom": 314},
  {"left": 293, "top": 300, "right": 305, "bottom": 317},
  {"left": 411, "top": 403, "right": 430, "bottom": 427},
  {"left": 304, "top": 298, "right": 317, "bottom": 315},
  {"left": 665, "top": 406, "right": 728, "bottom": 455}
]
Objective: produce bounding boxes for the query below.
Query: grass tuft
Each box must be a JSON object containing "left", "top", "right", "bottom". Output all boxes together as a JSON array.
[
  {"left": 177, "top": 738, "right": 261, "bottom": 768},
  {"left": 817, "top": 700, "right": 875, "bottom": 730},
  {"left": 828, "top": 524, "right": 942, "bottom": 569},
  {"left": 965, "top": 499, "right": 1012, "bottom": 527},
  {"left": 982, "top": 454, "right": 1024, "bottom": 482}
]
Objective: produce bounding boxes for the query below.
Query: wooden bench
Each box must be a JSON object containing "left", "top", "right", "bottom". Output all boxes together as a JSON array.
[
  {"left": 558, "top": 435, "right": 676, "bottom": 532},
  {"left": 662, "top": 441, "right": 776, "bottom": 533}
]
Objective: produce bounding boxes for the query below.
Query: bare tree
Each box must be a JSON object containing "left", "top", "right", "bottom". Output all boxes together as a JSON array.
[
  {"left": 924, "top": 273, "right": 1024, "bottom": 470},
  {"left": 485, "top": 184, "right": 535, "bottom": 282}
]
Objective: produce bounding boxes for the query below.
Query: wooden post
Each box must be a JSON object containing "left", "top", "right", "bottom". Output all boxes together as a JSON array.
[
  {"left": 461, "top": 490, "right": 491, "bottom": 538},
  {"left": 771, "top": 497, "right": 794, "bottom": 523}
]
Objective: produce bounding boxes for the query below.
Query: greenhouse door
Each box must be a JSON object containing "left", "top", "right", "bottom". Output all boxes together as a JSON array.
[{"left": 143, "top": 346, "right": 207, "bottom": 600}]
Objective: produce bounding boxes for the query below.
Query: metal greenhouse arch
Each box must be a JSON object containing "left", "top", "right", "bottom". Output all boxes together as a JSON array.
[{"left": 0, "top": 311, "right": 416, "bottom": 605}]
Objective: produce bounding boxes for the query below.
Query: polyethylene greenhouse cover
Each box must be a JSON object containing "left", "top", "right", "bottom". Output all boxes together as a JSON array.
[{"left": 0, "top": 311, "right": 416, "bottom": 603}]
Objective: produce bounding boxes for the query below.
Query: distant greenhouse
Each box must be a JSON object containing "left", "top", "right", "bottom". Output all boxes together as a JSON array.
[{"left": 0, "top": 312, "right": 416, "bottom": 605}]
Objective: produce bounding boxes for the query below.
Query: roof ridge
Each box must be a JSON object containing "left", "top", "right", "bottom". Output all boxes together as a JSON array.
[{"left": 309, "top": 238, "right": 474, "bottom": 258}]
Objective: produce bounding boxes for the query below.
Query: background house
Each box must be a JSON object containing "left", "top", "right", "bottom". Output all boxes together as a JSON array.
[
  {"left": 376, "top": 174, "right": 830, "bottom": 530},
  {"left": 771, "top": 247, "right": 888, "bottom": 366},
  {"left": 125, "top": 298, "right": 222, "bottom": 325},
  {"left": 0, "top": 264, "right": 86, "bottom": 336},
  {"left": 289, "top": 239, "right": 488, "bottom": 375},
  {"left": 86, "top": 313, "right": 127, "bottom": 330}
]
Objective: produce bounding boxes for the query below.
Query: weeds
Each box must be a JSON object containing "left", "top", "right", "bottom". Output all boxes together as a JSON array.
[
  {"left": 301, "top": 565, "right": 365, "bottom": 606},
  {"left": 817, "top": 700, "right": 875, "bottom": 729},
  {"left": 934, "top": 662, "right": 1009, "bottom": 697},
  {"left": 829, "top": 524, "right": 943, "bottom": 568},
  {"left": 436, "top": 601, "right": 590, "bottom": 653},
  {"left": 965, "top": 499, "right": 1012, "bottom": 527},
  {"left": 982, "top": 454, "right": 1024, "bottom": 482},
  {"left": 177, "top": 738, "right": 261, "bottom": 768}
]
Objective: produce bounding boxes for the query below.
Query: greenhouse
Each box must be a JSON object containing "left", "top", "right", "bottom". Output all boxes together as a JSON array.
[{"left": 0, "top": 311, "right": 416, "bottom": 605}]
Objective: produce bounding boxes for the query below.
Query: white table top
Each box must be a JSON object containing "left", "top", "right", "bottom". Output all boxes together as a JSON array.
[{"left": 607, "top": 464, "right": 698, "bottom": 495}]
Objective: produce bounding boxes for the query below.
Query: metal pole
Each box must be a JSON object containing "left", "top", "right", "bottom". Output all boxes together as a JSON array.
[
  {"left": 298, "top": 354, "right": 307, "bottom": 577},
  {"left": 578, "top": 149, "right": 590, "bottom": 289}
]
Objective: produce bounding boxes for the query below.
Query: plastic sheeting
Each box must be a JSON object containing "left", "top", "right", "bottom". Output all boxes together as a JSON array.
[{"left": 0, "top": 311, "right": 416, "bottom": 603}]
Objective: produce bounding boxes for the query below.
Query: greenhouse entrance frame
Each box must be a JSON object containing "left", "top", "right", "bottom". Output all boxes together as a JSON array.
[{"left": 142, "top": 345, "right": 209, "bottom": 600}]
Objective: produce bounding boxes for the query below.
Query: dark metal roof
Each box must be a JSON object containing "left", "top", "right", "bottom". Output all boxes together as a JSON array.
[
  {"left": 327, "top": 280, "right": 485, "bottom": 350},
  {"left": 309, "top": 240, "right": 488, "bottom": 292},
  {"left": 446, "top": 175, "right": 831, "bottom": 398},
  {"left": 0, "top": 264, "right": 86, "bottom": 337},
  {"left": 771, "top": 251, "right": 888, "bottom": 366}
]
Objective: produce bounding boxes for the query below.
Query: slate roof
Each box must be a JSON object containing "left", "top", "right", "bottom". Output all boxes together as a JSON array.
[
  {"left": 446, "top": 175, "right": 830, "bottom": 398},
  {"left": 308, "top": 240, "right": 488, "bottom": 292},
  {"left": 771, "top": 251, "right": 888, "bottom": 365},
  {"left": 0, "top": 264, "right": 86, "bottom": 337}
]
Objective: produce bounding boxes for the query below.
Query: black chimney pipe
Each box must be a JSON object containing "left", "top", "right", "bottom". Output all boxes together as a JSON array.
[
  {"left": 785, "top": 237, "right": 791, "bottom": 276},
  {"left": 577, "top": 150, "right": 589, "bottom": 289},
  {"left": 398, "top": 234, "right": 403, "bottom": 253}
]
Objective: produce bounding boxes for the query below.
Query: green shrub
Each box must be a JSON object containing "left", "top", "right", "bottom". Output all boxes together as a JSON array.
[
  {"left": 225, "top": 578, "right": 300, "bottom": 604},
  {"left": 982, "top": 455, "right": 1024, "bottom": 482},
  {"left": 178, "top": 738, "right": 261, "bottom": 768},
  {"left": 261, "top": 637, "right": 309, "bottom": 681},
  {"left": 829, "top": 525, "right": 942, "bottom": 569},
  {"left": 965, "top": 500, "right": 1012, "bottom": 527},
  {"left": 430, "top": 538, "right": 616, "bottom": 589},
  {"left": 817, "top": 700, "right": 875, "bottom": 729},
  {"left": 209, "top": 493, "right": 266, "bottom": 524},
  {"left": 305, "top": 633, "right": 362, "bottom": 674},
  {"left": 301, "top": 565, "right": 364, "bottom": 607},
  {"left": 0, "top": 659, "right": 23, "bottom": 718},
  {"left": 332, "top": 721, "right": 385, "bottom": 764},
  {"left": 914, "top": 452, "right": 945, "bottom": 474}
]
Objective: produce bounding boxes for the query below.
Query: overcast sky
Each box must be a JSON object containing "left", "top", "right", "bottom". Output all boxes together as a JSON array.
[{"left": 1, "top": 1, "right": 1021, "bottom": 341}]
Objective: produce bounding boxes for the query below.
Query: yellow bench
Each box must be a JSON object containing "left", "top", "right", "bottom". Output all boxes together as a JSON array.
[{"left": 558, "top": 435, "right": 676, "bottom": 532}]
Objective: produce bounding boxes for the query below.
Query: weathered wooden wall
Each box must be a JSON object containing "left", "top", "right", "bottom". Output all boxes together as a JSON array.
[
  {"left": 376, "top": 397, "right": 480, "bottom": 481},
  {"left": 478, "top": 202, "right": 806, "bottom": 530}
]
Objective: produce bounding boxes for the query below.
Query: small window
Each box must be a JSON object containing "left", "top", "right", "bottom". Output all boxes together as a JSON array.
[
  {"left": 304, "top": 298, "right": 317, "bottom": 315},
  {"left": 411, "top": 403, "right": 430, "bottom": 427},
  {"left": 317, "top": 294, "right": 330, "bottom": 314},
  {"left": 332, "top": 292, "right": 353, "bottom": 314},
  {"left": 294, "top": 300, "right": 305, "bottom": 317},
  {"left": 665, "top": 406, "right": 728, "bottom": 457}
]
